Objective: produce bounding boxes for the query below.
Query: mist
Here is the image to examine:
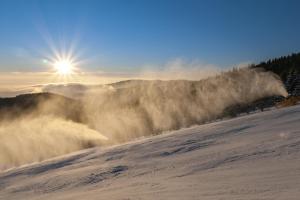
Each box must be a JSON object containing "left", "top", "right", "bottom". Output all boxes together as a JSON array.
[
  {"left": 0, "top": 67, "right": 287, "bottom": 170},
  {"left": 82, "top": 68, "right": 287, "bottom": 143},
  {"left": 0, "top": 116, "right": 108, "bottom": 170}
]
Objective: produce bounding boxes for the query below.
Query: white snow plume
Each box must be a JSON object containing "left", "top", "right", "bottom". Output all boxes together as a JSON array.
[
  {"left": 0, "top": 67, "right": 287, "bottom": 170},
  {"left": 0, "top": 116, "right": 107, "bottom": 170},
  {"left": 83, "top": 68, "right": 287, "bottom": 143}
]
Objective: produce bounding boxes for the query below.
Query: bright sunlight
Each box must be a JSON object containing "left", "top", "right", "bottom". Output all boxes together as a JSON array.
[{"left": 53, "top": 59, "right": 74, "bottom": 75}]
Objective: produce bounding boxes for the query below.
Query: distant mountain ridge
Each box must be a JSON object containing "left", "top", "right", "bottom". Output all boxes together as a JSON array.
[{"left": 0, "top": 93, "right": 84, "bottom": 123}]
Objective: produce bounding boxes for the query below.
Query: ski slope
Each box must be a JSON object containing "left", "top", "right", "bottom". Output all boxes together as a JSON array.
[{"left": 0, "top": 105, "right": 300, "bottom": 200}]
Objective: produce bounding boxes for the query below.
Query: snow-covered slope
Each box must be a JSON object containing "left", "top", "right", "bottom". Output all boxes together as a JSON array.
[{"left": 0, "top": 105, "right": 300, "bottom": 200}]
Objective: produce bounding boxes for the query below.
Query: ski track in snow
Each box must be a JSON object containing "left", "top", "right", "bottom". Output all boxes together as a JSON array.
[{"left": 0, "top": 105, "right": 300, "bottom": 200}]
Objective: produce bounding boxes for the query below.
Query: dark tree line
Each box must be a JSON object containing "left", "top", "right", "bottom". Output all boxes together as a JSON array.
[
  {"left": 223, "top": 52, "right": 300, "bottom": 117},
  {"left": 251, "top": 52, "right": 300, "bottom": 82}
]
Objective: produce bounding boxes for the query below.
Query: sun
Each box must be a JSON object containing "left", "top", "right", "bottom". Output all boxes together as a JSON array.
[{"left": 53, "top": 59, "right": 74, "bottom": 75}]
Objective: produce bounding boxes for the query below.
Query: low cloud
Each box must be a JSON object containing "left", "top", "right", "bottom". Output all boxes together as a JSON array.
[{"left": 0, "top": 58, "right": 224, "bottom": 97}]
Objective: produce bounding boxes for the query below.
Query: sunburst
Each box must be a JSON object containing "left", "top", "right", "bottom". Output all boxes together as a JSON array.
[{"left": 53, "top": 59, "right": 74, "bottom": 75}]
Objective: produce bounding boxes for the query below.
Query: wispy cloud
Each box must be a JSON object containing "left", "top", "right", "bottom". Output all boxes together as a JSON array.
[{"left": 139, "top": 58, "right": 220, "bottom": 80}]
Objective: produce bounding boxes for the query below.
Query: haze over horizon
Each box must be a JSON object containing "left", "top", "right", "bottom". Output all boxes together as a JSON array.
[{"left": 0, "top": 0, "right": 299, "bottom": 96}]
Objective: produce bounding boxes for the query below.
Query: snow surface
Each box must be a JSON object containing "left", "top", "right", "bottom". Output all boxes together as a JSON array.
[{"left": 0, "top": 105, "right": 300, "bottom": 200}]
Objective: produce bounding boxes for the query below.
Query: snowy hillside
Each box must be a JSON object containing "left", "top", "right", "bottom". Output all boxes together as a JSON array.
[{"left": 0, "top": 105, "right": 300, "bottom": 200}]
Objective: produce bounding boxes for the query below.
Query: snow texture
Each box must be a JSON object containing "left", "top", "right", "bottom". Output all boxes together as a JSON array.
[{"left": 0, "top": 105, "right": 300, "bottom": 200}]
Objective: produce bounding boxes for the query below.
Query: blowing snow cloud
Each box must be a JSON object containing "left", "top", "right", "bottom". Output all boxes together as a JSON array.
[{"left": 0, "top": 67, "right": 287, "bottom": 169}]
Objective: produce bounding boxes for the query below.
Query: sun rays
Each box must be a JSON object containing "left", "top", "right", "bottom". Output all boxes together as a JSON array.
[{"left": 53, "top": 59, "right": 74, "bottom": 75}]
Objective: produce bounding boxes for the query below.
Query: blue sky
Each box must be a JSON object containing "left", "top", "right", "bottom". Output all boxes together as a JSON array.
[{"left": 0, "top": 0, "right": 299, "bottom": 73}]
